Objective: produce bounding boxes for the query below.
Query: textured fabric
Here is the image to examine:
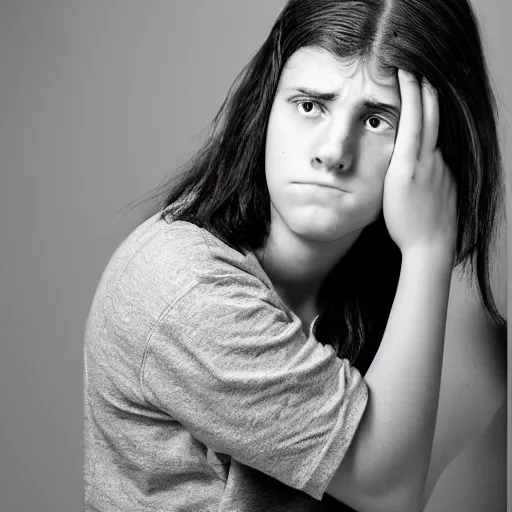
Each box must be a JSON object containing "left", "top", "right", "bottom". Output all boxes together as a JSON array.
[{"left": 84, "top": 211, "right": 368, "bottom": 511}]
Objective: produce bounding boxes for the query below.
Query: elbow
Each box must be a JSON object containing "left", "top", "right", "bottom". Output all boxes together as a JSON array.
[
  {"left": 353, "top": 487, "right": 423, "bottom": 512},
  {"left": 328, "top": 466, "right": 425, "bottom": 512},
  {"left": 367, "top": 465, "right": 427, "bottom": 512},
  {"left": 381, "top": 486, "right": 424, "bottom": 512}
]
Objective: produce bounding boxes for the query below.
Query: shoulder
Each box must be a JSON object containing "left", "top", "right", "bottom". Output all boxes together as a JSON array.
[
  {"left": 85, "top": 212, "right": 276, "bottom": 367},
  {"left": 95, "top": 213, "right": 269, "bottom": 312}
]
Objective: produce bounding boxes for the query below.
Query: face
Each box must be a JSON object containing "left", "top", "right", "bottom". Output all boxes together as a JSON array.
[{"left": 265, "top": 46, "right": 400, "bottom": 244}]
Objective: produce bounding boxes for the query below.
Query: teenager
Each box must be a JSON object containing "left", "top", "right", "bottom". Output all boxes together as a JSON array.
[{"left": 84, "top": 1, "right": 504, "bottom": 510}]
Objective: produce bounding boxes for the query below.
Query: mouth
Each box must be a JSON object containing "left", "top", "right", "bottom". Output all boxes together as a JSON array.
[{"left": 292, "top": 182, "right": 348, "bottom": 193}]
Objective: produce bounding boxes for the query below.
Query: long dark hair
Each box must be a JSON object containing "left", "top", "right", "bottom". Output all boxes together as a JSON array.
[{"left": 132, "top": 0, "right": 505, "bottom": 370}]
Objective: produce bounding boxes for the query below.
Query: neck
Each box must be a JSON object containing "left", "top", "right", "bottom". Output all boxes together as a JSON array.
[{"left": 256, "top": 222, "right": 360, "bottom": 316}]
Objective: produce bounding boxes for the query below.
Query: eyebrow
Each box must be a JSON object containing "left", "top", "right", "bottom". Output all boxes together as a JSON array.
[
  {"left": 287, "top": 87, "right": 401, "bottom": 117},
  {"left": 364, "top": 99, "right": 401, "bottom": 118}
]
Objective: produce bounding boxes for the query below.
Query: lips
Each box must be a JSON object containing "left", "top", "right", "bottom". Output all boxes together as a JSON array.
[{"left": 293, "top": 182, "right": 347, "bottom": 193}]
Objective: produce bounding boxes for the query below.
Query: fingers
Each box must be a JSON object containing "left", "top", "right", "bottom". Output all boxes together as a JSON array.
[
  {"left": 393, "top": 70, "right": 422, "bottom": 164},
  {"left": 392, "top": 70, "right": 440, "bottom": 166},
  {"left": 418, "top": 79, "right": 439, "bottom": 160}
]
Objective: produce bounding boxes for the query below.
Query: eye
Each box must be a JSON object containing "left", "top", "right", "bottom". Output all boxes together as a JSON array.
[
  {"left": 296, "top": 100, "right": 324, "bottom": 118},
  {"left": 365, "top": 115, "right": 394, "bottom": 133}
]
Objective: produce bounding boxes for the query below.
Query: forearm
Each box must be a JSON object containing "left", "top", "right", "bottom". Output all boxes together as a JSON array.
[{"left": 328, "top": 250, "right": 453, "bottom": 511}]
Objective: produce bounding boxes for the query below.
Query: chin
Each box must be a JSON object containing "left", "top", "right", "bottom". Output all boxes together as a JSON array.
[{"left": 288, "top": 218, "right": 359, "bottom": 244}]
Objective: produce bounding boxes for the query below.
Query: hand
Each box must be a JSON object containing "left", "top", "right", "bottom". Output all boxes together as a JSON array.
[{"left": 383, "top": 70, "right": 457, "bottom": 263}]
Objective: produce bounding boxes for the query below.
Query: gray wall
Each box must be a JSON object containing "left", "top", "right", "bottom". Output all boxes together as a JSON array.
[{"left": 0, "top": 1, "right": 508, "bottom": 511}]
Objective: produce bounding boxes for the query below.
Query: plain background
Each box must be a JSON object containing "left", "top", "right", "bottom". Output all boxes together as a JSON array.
[{"left": 0, "top": 1, "right": 509, "bottom": 511}]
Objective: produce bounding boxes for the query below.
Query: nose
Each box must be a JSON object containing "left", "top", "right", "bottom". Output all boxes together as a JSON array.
[{"left": 311, "top": 119, "right": 354, "bottom": 172}]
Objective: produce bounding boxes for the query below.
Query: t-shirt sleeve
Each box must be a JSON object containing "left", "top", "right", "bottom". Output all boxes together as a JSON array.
[{"left": 140, "top": 259, "right": 368, "bottom": 500}]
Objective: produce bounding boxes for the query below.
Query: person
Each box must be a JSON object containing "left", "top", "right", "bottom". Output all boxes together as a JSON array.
[{"left": 83, "top": 0, "right": 505, "bottom": 511}]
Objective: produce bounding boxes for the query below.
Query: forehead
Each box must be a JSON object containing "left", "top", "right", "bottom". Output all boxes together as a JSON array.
[{"left": 278, "top": 46, "right": 399, "bottom": 100}]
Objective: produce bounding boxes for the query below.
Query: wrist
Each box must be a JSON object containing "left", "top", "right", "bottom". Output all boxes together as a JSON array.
[{"left": 400, "top": 244, "right": 455, "bottom": 274}]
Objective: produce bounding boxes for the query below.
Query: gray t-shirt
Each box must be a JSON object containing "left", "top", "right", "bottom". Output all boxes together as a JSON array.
[{"left": 84, "top": 211, "right": 368, "bottom": 511}]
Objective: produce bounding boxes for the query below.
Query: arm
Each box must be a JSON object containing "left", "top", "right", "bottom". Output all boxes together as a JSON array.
[
  {"left": 424, "top": 400, "right": 506, "bottom": 512},
  {"left": 422, "top": 255, "right": 506, "bottom": 506},
  {"left": 327, "top": 252, "right": 452, "bottom": 512},
  {"left": 327, "top": 71, "right": 457, "bottom": 512},
  {"left": 139, "top": 235, "right": 369, "bottom": 500}
]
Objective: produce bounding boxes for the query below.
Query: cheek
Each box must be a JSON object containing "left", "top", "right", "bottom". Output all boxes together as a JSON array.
[
  {"left": 265, "top": 114, "right": 304, "bottom": 182},
  {"left": 358, "top": 137, "right": 394, "bottom": 193}
]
